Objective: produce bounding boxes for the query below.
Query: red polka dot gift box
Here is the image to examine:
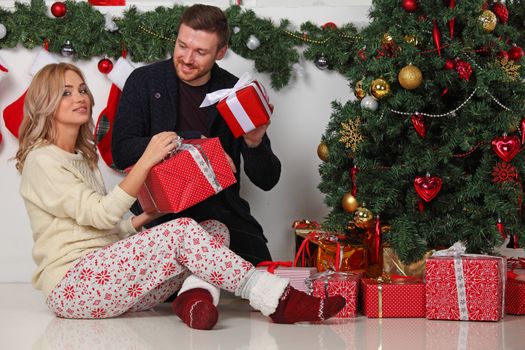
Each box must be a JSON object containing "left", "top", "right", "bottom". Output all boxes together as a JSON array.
[
  {"left": 201, "top": 73, "right": 272, "bottom": 138},
  {"left": 425, "top": 243, "right": 505, "bottom": 321},
  {"left": 361, "top": 277, "right": 426, "bottom": 318},
  {"left": 506, "top": 258, "right": 525, "bottom": 315},
  {"left": 132, "top": 138, "right": 237, "bottom": 213}
]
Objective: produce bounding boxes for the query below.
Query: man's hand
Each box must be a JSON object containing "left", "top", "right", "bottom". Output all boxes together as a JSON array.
[{"left": 243, "top": 121, "right": 270, "bottom": 148}]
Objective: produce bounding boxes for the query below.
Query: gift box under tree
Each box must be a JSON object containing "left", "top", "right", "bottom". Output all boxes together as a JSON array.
[
  {"left": 425, "top": 243, "right": 505, "bottom": 321},
  {"left": 256, "top": 261, "right": 316, "bottom": 293},
  {"left": 506, "top": 258, "right": 525, "bottom": 315},
  {"left": 361, "top": 277, "right": 426, "bottom": 318},
  {"left": 134, "top": 138, "right": 236, "bottom": 213},
  {"left": 307, "top": 271, "right": 359, "bottom": 318}
]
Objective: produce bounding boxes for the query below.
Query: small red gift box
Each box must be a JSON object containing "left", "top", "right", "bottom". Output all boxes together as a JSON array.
[
  {"left": 361, "top": 277, "right": 426, "bottom": 318},
  {"left": 506, "top": 258, "right": 525, "bottom": 315},
  {"left": 134, "top": 138, "right": 236, "bottom": 213},
  {"left": 256, "top": 261, "right": 316, "bottom": 293},
  {"left": 216, "top": 80, "right": 271, "bottom": 138},
  {"left": 425, "top": 246, "right": 505, "bottom": 321},
  {"left": 307, "top": 271, "right": 359, "bottom": 318}
]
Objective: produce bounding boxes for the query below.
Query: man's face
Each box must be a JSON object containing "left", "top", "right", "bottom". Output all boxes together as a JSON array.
[{"left": 173, "top": 23, "right": 227, "bottom": 86}]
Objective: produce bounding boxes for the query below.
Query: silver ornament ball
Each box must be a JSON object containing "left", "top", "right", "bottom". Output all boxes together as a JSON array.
[
  {"left": 0, "top": 23, "right": 6, "bottom": 40},
  {"left": 315, "top": 55, "right": 329, "bottom": 70},
  {"left": 360, "top": 95, "right": 379, "bottom": 111},
  {"left": 60, "top": 40, "right": 75, "bottom": 57},
  {"left": 233, "top": 26, "right": 241, "bottom": 34},
  {"left": 246, "top": 35, "right": 260, "bottom": 50}
]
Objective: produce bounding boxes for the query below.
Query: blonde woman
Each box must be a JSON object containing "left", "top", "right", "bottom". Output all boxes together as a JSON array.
[{"left": 15, "top": 63, "right": 345, "bottom": 330}]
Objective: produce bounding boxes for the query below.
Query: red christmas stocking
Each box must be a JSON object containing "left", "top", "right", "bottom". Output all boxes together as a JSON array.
[
  {"left": 3, "top": 48, "right": 57, "bottom": 138},
  {"left": 94, "top": 56, "right": 135, "bottom": 169}
]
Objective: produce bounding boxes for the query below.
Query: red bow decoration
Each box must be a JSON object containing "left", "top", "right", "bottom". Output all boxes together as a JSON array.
[
  {"left": 256, "top": 261, "right": 293, "bottom": 273},
  {"left": 491, "top": 135, "right": 521, "bottom": 162},
  {"left": 414, "top": 175, "right": 443, "bottom": 202}
]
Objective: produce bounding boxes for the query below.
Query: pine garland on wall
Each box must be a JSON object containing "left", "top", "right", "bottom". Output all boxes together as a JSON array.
[{"left": 0, "top": 0, "right": 362, "bottom": 90}]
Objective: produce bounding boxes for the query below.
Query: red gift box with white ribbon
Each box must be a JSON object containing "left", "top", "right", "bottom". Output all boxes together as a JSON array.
[
  {"left": 425, "top": 243, "right": 505, "bottom": 321},
  {"left": 133, "top": 138, "right": 236, "bottom": 213},
  {"left": 201, "top": 73, "right": 272, "bottom": 138},
  {"left": 256, "top": 261, "right": 316, "bottom": 293}
]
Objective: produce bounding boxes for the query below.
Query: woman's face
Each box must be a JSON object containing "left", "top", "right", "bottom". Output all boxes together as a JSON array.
[{"left": 54, "top": 70, "right": 91, "bottom": 129}]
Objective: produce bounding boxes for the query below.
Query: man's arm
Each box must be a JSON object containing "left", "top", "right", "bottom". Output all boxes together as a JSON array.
[
  {"left": 112, "top": 71, "right": 152, "bottom": 170},
  {"left": 241, "top": 133, "right": 281, "bottom": 191}
]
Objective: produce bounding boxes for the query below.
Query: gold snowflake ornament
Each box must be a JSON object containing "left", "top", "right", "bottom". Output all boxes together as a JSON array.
[
  {"left": 339, "top": 117, "right": 364, "bottom": 152},
  {"left": 497, "top": 57, "right": 520, "bottom": 80}
]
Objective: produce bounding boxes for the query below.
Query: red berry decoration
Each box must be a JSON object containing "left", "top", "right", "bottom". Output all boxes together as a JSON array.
[
  {"left": 508, "top": 45, "right": 524, "bottom": 62},
  {"left": 492, "top": 3, "right": 509, "bottom": 24},
  {"left": 455, "top": 60, "right": 472, "bottom": 81},
  {"left": 51, "top": 2, "right": 67, "bottom": 18},
  {"left": 98, "top": 57, "right": 113, "bottom": 74},
  {"left": 402, "top": 0, "right": 418, "bottom": 12}
]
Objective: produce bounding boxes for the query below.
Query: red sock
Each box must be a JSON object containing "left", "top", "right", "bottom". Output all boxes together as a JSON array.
[
  {"left": 172, "top": 288, "right": 218, "bottom": 330},
  {"left": 270, "top": 286, "right": 345, "bottom": 324}
]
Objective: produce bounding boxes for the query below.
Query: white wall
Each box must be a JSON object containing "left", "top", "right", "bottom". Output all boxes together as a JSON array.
[{"left": 0, "top": 1, "right": 371, "bottom": 282}]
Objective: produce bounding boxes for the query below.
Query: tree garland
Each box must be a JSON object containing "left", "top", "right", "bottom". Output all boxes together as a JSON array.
[{"left": 0, "top": 0, "right": 361, "bottom": 89}]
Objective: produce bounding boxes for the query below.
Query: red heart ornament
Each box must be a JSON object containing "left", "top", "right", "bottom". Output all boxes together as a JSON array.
[
  {"left": 411, "top": 114, "right": 426, "bottom": 138},
  {"left": 414, "top": 176, "right": 442, "bottom": 202},
  {"left": 491, "top": 135, "right": 521, "bottom": 162}
]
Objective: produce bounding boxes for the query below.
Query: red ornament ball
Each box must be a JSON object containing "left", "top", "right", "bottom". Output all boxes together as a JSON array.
[
  {"left": 492, "top": 3, "right": 509, "bottom": 24},
  {"left": 455, "top": 60, "right": 472, "bottom": 81},
  {"left": 402, "top": 0, "right": 418, "bottom": 12},
  {"left": 444, "top": 59, "right": 455, "bottom": 70},
  {"left": 508, "top": 46, "right": 524, "bottom": 62},
  {"left": 51, "top": 2, "right": 67, "bottom": 18},
  {"left": 98, "top": 58, "right": 113, "bottom": 74}
]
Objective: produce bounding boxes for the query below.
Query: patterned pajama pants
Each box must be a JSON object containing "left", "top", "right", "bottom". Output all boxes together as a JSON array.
[{"left": 46, "top": 218, "right": 254, "bottom": 318}]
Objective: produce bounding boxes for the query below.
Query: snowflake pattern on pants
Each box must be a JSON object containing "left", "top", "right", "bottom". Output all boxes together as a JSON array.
[{"left": 46, "top": 219, "right": 250, "bottom": 318}]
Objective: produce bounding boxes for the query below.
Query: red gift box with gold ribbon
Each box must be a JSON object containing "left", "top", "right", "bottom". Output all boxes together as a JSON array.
[{"left": 361, "top": 276, "right": 426, "bottom": 318}]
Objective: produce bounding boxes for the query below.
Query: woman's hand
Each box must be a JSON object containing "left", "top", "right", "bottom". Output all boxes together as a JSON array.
[{"left": 139, "top": 131, "right": 181, "bottom": 169}]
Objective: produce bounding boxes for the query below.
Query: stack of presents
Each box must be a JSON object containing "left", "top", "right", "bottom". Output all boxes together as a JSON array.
[{"left": 256, "top": 219, "right": 525, "bottom": 321}]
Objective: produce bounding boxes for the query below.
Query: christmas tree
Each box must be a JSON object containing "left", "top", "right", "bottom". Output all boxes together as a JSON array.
[{"left": 318, "top": 0, "right": 525, "bottom": 263}]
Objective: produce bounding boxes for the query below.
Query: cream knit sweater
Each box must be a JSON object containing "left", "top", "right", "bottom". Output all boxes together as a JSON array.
[{"left": 19, "top": 144, "right": 138, "bottom": 297}]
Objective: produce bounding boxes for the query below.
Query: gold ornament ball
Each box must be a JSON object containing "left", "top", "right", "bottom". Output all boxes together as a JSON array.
[
  {"left": 398, "top": 64, "right": 423, "bottom": 90},
  {"left": 479, "top": 10, "right": 497, "bottom": 33},
  {"left": 370, "top": 78, "right": 391, "bottom": 100},
  {"left": 317, "top": 142, "right": 329, "bottom": 162},
  {"left": 341, "top": 193, "right": 359, "bottom": 213},
  {"left": 354, "top": 207, "right": 374, "bottom": 229}
]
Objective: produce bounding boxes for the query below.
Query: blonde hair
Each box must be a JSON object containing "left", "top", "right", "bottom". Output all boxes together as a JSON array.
[{"left": 15, "top": 63, "right": 97, "bottom": 173}]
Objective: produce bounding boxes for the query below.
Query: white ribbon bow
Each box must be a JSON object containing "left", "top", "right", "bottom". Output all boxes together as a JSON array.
[{"left": 199, "top": 72, "right": 253, "bottom": 108}]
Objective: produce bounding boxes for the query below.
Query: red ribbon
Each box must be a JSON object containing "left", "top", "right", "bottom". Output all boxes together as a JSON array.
[
  {"left": 351, "top": 166, "right": 359, "bottom": 197},
  {"left": 373, "top": 215, "right": 381, "bottom": 263},
  {"left": 448, "top": 0, "right": 456, "bottom": 39},
  {"left": 432, "top": 20, "right": 442, "bottom": 56},
  {"left": 293, "top": 231, "right": 321, "bottom": 267},
  {"left": 257, "top": 261, "right": 293, "bottom": 273}
]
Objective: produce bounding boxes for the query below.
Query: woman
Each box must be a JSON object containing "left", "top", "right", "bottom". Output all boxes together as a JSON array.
[{"left": 15, "top": 63, "right": 345, "bottom": 330}]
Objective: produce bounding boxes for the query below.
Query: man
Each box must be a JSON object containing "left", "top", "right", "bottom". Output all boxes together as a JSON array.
[{"left": 112, "top": 4, "right": 280, "bottom": 267}]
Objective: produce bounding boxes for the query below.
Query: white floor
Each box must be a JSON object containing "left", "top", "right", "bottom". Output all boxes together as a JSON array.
[{"left": 1, "top": 283, "right": 524, "bottom": 350}]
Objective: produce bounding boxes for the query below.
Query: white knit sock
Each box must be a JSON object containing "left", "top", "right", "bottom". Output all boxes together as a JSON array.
[
  {"left": 236, "top": 270, "right": 289, "bottom": 316},
  {"left": 178, "top": 275, "right": 220, "bottom": 306}
]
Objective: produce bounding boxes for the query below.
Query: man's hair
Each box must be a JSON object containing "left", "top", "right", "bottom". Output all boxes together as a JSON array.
[{"left": 179, "top": 4, "right": 230, "bottom": 49}]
